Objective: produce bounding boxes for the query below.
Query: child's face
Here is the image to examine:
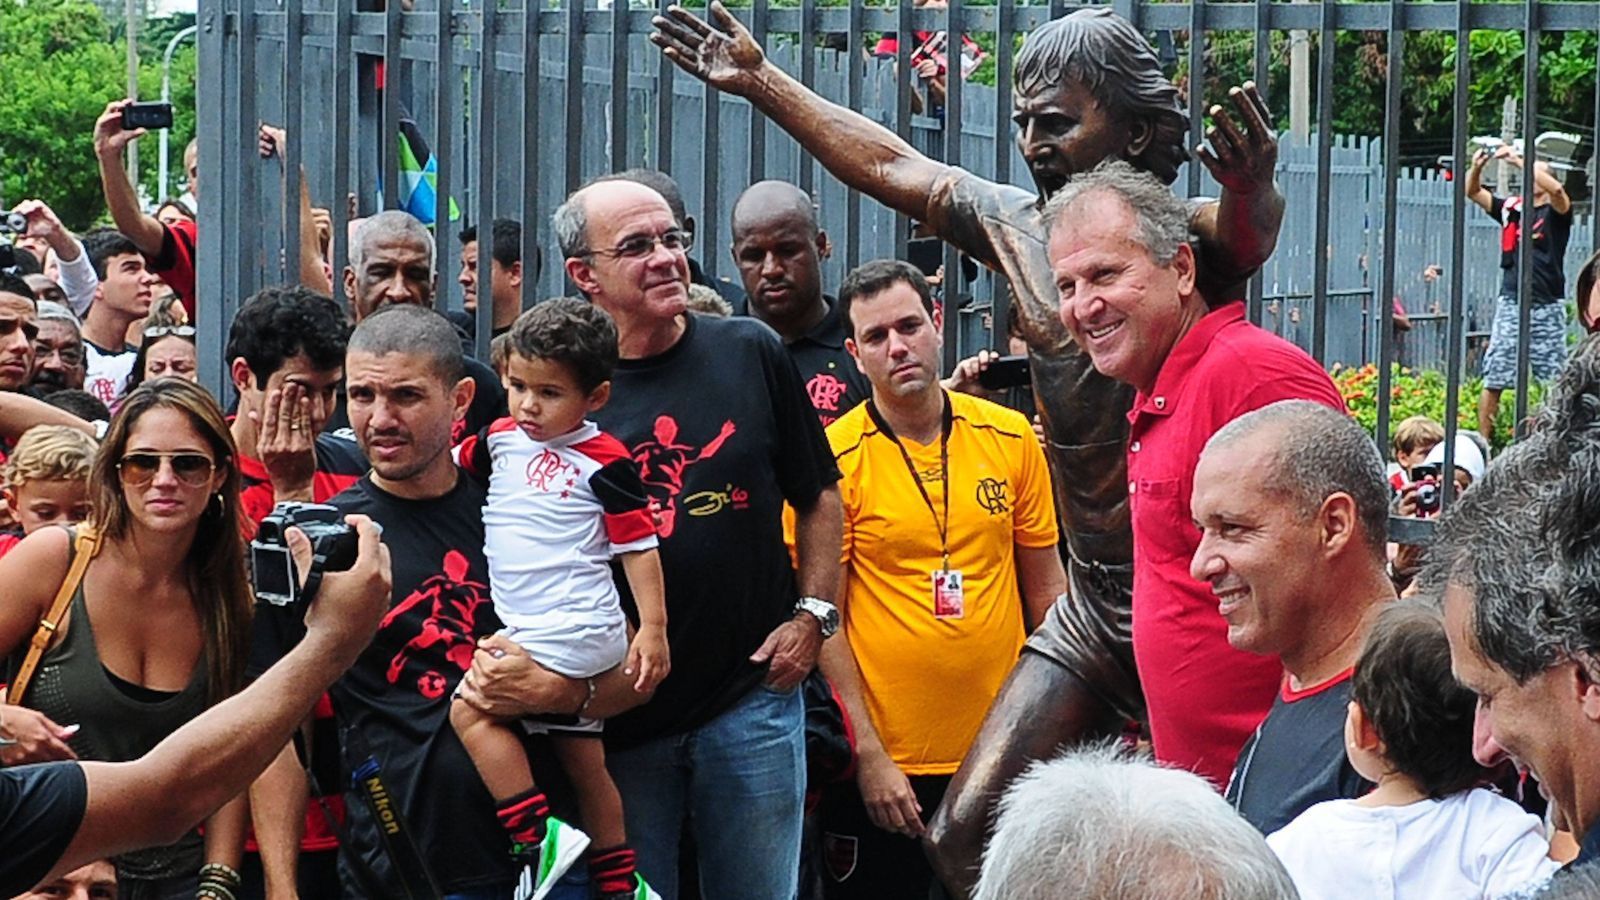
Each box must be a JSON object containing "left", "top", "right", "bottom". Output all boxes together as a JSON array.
[
  {"left": 1396, "top": 440, "right": 1439, "bottom": 471},
  {"left": 5, "top": 478, "right": 92, "bottom": 534},
  {"left": 504, "top": 354, "right": 608, "bottom": 442}
]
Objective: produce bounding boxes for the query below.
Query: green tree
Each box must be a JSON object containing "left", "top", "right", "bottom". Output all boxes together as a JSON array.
[{"left": 0, "top": 0, "right": 195, "bottom": 230}]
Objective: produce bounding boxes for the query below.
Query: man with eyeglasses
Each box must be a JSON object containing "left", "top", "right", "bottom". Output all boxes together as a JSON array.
[
  {"left": 0, "top": 272, "right": 39, "bottom": 395},
  {"left": 29, "top": 301, "right": 86, "bottom": 394},
  {"left": 533, "top": 177, "right": 843, "bottom": 899}
]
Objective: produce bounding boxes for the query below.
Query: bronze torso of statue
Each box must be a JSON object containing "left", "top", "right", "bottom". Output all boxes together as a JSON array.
[{"left": 653, "top": 6, "right": 1284, "bottom": 894}]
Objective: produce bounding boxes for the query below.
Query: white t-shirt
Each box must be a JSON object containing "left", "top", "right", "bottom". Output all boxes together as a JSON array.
[
  {"left": 1268, "top": 788, "right": 1560, "bottom": 900},
  {"left": 84, "top": 341, "right": 136, "bottom": 408},
  {"left": 457, "top": 418, "right": 658, "bottom": 679}
]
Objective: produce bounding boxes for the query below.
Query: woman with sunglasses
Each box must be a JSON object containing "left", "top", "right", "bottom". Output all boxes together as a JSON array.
[
  {"left": 0, "top": 378, "right": 254, "bottom": 900},
  {"left": 126, "top": 324, "right": 198, "bottom": 392}
]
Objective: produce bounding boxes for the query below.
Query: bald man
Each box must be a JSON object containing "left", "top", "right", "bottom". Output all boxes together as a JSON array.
[{"left": 732, "top": 180, "right": 869, "bottom": 426}]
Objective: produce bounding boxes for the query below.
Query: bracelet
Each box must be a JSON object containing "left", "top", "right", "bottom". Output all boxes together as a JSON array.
[
  {"left": 573, "top": 676, "right": 598, "bottom": 718},
  {"left": 198, "top": 863, "right": 241, "bottom": 885}
]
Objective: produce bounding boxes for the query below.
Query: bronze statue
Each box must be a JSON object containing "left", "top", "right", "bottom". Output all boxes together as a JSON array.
[{"left": 652, "top": 5, "right": 1283, "bottom": 895}]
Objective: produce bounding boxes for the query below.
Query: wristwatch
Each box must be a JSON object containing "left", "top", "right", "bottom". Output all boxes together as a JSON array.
[{"left": 794, "top": 596, "right": 840, "bottom": 639}]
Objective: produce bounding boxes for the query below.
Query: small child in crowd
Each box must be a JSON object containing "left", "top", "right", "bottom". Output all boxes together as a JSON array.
[
  {"left": 1388, "top": 415, "right": 1444, "bottom": 492},
  {"left": 0, "top": 424, "right": 97, "bottom": 558},
  {"left": 452, "top": 298, "right": 668, "bottom": 900},
  {"left": 1268, "top": 601, "right": 1559, "bottom": 899}
]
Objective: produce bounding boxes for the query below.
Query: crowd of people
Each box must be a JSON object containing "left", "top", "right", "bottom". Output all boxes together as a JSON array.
[{"left": 7, "top": 7, "right": 1600, "bottom": 900}]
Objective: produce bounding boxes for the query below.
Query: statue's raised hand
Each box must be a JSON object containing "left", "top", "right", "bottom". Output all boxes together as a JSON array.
[
  {"left": 1195, "top": 82, "right": 1279, "bottom": 195},
  {"left": 652, "top": 1, "right": 767, "bottom": 96}
]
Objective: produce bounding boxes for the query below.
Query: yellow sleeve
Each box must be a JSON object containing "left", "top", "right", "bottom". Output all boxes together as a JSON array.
[{"left": 1011, "top": 418, "right": 1060, "bottom": 548}]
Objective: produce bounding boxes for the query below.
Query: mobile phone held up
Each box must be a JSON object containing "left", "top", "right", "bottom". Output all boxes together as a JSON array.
[
  {"left": 977, "top": 354, "right": 1032, "bottom": 391},
  {"left": 122, "top": 101, "right": 174, "bottom": 131}
]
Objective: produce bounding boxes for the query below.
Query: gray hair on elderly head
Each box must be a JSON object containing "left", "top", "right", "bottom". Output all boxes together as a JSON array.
[
  {"left": 35, "top": 299, "right": 80, "bottom": 328},
  {"left": 350, "top": 210, "right": 435, "bottom": 275},
  {"left": 1203, "top": 400, "right": 1390, "bottom": 556},
  {"left": 975, "top": 744, "right": 1300, "bottom": 900},
  {"left": 1042, "top": 160, "right": 1193, "bottom": 266},
  {"left": 552, "top": 191, "right": 590, "bottom": 261}
]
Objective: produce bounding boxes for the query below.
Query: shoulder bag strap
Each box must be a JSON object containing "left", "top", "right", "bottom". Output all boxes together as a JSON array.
[{"left": 9, "top": 525, "right": 101, "bottom": 705}]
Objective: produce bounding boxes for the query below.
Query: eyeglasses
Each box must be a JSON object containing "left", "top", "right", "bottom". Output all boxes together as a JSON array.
[
  {"left": 0, "top": 317, "right": 39, "bottom": 343},
  {"left": 585, "top": 229, "right": 693, "bottom": 261},
  {"left": 34, "top": 342, "right": 83, "bottom": 366},
  {"left": 144, "top": 325, "right": 196, "bottom": 339},
  {"left": 117, "top": 452, "right": 217, "bottom": 487}
]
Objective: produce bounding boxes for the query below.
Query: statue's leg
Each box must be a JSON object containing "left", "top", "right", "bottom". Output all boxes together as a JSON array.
[{"left": 923, "top": 561, "right": 1141, "bottom": 899}]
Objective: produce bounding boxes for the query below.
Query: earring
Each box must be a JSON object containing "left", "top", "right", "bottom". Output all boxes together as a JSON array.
[{"left": 212, "top": 493, "right": 225, "bottom": 515}]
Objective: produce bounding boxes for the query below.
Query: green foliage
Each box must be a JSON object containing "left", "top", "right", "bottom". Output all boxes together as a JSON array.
[
  {"left": 1331, "top": 362, "right": 1547, "bottom": 454},
  {"left": 0, "top": 0, "right": 196, "bottom": 230}
]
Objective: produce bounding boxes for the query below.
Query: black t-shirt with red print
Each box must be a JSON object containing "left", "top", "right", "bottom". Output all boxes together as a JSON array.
[
  {"left": 591, "top": 312, "right": 840, "bottom": 749},
  {"left": 1488, "top": 195, "right": 1573, "bottom": 304}
]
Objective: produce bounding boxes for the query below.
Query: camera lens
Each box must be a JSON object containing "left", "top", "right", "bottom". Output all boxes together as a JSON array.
[{"left": 2, "top": 212, "right": 24, "bottom": 234}]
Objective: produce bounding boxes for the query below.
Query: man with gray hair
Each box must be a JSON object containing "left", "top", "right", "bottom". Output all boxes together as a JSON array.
[
  {"left": 974, "top": 745, "right": 1299, "bottom": 900},
  {"left": 1427, "top": 335, "right": 1600, "bottom": 880},
  {"left": 1189, "top": 400, "right": 1394, "bottom": 832},
  {"left": 324, "top": 210, "right": 503, "bottom": 439},
  {"left": 28, "top": 301, "right": 85, "bottom": 393},
  {"left": 1045, "top": 161, "right": 1346, "bottom": 788}
]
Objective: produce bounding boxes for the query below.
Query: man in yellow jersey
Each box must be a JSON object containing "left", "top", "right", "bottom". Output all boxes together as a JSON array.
[{"left": 817, "top": 259, "right": 1065, "bottom": 899}]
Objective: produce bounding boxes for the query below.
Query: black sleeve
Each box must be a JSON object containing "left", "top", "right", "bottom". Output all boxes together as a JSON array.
[
  {"left": 0, "top": 761, "right": 88, "bottom": 897},
  {"left": 464, "top": 358, "right": 507, "bottom": 438},
  {"left": 758, "top": 329, "right": 841, "bottom": 507},
  {"left": 590, "top": 458, "right": 650, "bottom": 515},
  {"left": 1487, "top": 195, "right": 1506, "bottom": 221}
]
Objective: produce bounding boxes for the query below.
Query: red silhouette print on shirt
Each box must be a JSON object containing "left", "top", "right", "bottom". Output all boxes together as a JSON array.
[
  {"left": 631, "top": 416, "right": 736, "bottom": 538},
  {"left": 379, "top": 549, "right": 491, "bottom": 699}
]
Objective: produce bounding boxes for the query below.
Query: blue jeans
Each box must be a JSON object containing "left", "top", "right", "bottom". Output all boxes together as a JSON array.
[{"left": 608, "top": 681, "right": 806, "bottom": 900}]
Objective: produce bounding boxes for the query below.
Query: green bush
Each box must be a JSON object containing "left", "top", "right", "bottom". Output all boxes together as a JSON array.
[{"left": 1331, "top": 362, "right": 1547, "bottom": 455}]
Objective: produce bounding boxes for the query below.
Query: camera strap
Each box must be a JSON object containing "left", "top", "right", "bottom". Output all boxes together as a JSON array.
[{"left": 341, "top": 727, "right": 445, "bottom": 900}]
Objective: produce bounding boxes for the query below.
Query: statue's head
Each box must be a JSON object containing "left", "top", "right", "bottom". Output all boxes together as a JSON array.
[{"left": 1013, "top": 8, "right": 1189, "bottom": 197}]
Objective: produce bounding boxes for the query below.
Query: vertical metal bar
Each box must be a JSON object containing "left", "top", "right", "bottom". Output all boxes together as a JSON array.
[
  {"left": 523, "top": 0, "right": 542, "bottom": 299},
  {"left": 700, "top": 15, "right": 722, "bottom": 282},
  {"left": 942, "top": 0, "right": 963, "bottom": 367},
  {"left": 610, "top": 0, "right": 628, "bottom": 171},
  {"left": 892, "top": 0, "right": 912, "bottom": 263},
  {"left": 1513, "top": 1, "right": 1538, "bottom": 433},
  {"left": 1247, "top": 0, "right": 1271, "bottom": 326},
  {"left": 796, "top": 0, "right": 816, "bottom": 195},
  {"left": 283, "top": 0, "right": 303, "bottom": 284},
  {"left": 1440, "top": 3, "right": 1470, "bottom": 509},
  {"left": 1594, "top": 33, "right": 1600, "bottom": 258},
  {"left": 435, "top": 0, "right": 457, "bottom": 308},
  {"left": 654, "top": 0, "right": 675, "bottom": 173},
  {"left": 1185, "top": 0, "right": 1204, "bottom": 198},
  {"left": 563, "top": 0, "right": 585, "bottom": 194},
  {"left": 196, "top": 0, "right": 228, "bottom": 394},
  {"left": 476, "top": 0, "right": 498, "bottom": 359},
  {"left": 331, "top": 0, "right": 353, "bottom": 302},
  {"left": 748, "top": 0, "right": 769, "bottom": 183},
  {"left": 233, "top": 0, "right": 258, "bottom": 304},
  {"left": 1310, "top": 0, "right": 1335, "bottom": 364},
  {"left": 992, "top": 0, "right": 1013, "bottom": 189},
  {"left": 1374, "top": 8, "right": 1403, "bottom": 454},
  {"left": 844, "top": 0, "right": 863, "bottom": 271},
  {"left": 381, "top": 0, "right": 402, "bottom": 210}
]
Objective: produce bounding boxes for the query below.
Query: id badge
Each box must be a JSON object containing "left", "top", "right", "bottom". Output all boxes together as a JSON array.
[{"left": 932, "top": 569, "right": 965, "bottom": 619}]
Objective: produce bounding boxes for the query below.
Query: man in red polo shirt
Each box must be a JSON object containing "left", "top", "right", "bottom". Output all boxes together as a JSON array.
[{"left": 1045, "top": 161, "right": 1346, "bottom": 785}]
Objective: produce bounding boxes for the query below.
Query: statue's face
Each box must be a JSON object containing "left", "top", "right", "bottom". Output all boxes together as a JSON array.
[{"left": 1014, "top": 76, "right": 1135, "bottom": 199}]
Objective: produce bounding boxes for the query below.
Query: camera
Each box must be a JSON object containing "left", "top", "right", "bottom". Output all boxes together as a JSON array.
[
  {"left": 977, "top": 354, "right": 1032, "bottom": 391},
  {"left": 0, "top": 212, "right": 24, "bottom": 234},
  {"left": 251, "top": 502, "right": 362, "bottom": 613},
  {"left": 121, "top": 101, "right": 174, "bottom": 131},
  {"left": 1410, "top": 463, "right": 1444, "bottom": 515}
]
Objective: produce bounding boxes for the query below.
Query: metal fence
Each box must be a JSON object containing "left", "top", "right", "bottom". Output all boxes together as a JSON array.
[{"left": 193, "top": 0, "right": 1600, "bottom": 484}]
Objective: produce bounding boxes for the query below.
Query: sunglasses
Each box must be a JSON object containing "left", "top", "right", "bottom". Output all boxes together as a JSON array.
[
  {"left": 144, "top": 325, "right": 196, "bottom": 339},
  {"left": 117, "top": 452, "right": 217, "bottom": 487}
]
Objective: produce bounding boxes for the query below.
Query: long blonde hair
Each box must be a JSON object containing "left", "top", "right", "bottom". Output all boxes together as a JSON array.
[{"left": 87, "top": 377, "right": 253, "bottom": 702}]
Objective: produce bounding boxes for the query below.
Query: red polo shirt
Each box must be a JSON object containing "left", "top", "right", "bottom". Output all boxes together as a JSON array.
[{"left": 1126, "top": 302, "right": 1346, "bottom": 786}]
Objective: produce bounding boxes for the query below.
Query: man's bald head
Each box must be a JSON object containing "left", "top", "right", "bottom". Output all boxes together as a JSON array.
[
  {"left": 731, "top": 180, "right": 820, "bottom": 241},
  {"left": 555, "top": 179, "right": 690, "bottom": 323},
  {"left": 554, "top": 179, "right": 675, "bottom": 260}
]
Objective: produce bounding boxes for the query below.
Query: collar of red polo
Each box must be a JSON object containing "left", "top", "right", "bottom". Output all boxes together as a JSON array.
[{"left": 1127, "top": 301, "right": 1247, "bottom": 422}]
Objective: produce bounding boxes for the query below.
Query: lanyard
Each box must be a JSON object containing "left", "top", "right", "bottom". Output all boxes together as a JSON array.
[{"left": 867, "top": 393, "right": 955, "bottom": 570}]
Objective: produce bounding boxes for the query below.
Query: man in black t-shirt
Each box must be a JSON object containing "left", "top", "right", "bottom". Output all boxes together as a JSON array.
[
  {"left": 1188, "top": 402, "right": 1394, "bottom": 833},
  {"left": 252, "top": 306, "right": 648, "bottom": 898},
  {"left": 1465, "top": 146, "right": 1574, "bottom": 445},
  {"left": 731, "top": 181, "right": 870, "bottom": 427},
  {"left": 551, "top": 178, "right": 843, "bottom": 899},
  {"left": 323, "top": 211, "right": 505, "bottom": 442}
]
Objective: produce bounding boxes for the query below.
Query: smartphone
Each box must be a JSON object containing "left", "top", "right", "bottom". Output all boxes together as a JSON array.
[
  {"left": 977, "top": 354, "right": 1031, "bottom": 391},
  {"left": 122, "top": 101, "right": 174, "bottom": 131}
]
